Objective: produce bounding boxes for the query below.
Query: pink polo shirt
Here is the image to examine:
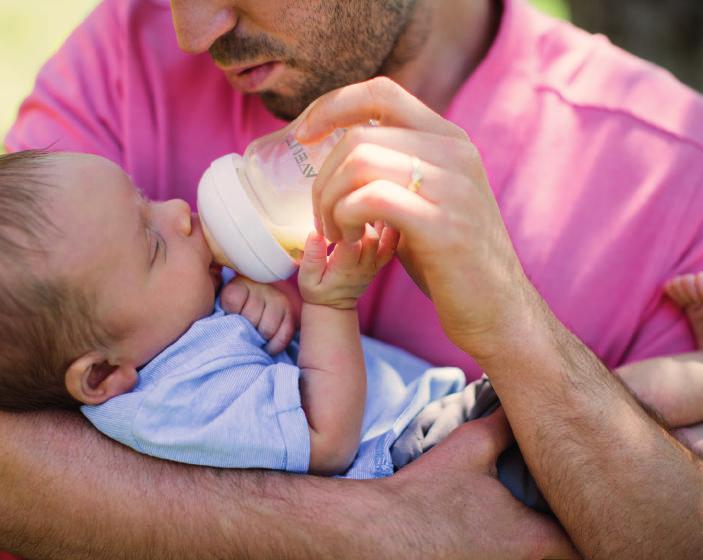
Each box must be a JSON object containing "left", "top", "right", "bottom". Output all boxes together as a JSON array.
[{"left": 7, "top": 0, "right": 703, "bottom": 380}]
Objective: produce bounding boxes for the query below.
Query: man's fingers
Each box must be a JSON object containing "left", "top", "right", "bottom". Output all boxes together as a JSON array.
[
  {"left": 331, "top": 179, "right": 437, "bottom": 244},
  {"left": 429, "top": 407, "right": 514, "bottom": 471},
  {"left": 316, "top": 143, "right": 421, "bottom": 241},
  {"left": 477, "top": 408, "right": 514, "bottom": 458},
  {"left": 311, "top": 130, "right": 461, "bottom": 239},
  {"left": 533, "top": 515, "right": 582, "bottom": 560},
  {"left": 296, "top": 77, "right": 465, "bottom": 143},
  {"left": 401, "top": 406, "right": 514, "bottom": 478}
]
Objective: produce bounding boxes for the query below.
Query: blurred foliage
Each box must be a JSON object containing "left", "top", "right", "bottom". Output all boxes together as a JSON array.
[
  {"left": 0, "top": 0, "right": 99, "bottom": 145},
  {"left": 530, "top": 0, "right": 570, "bottom": 20},
  {"left": 569, "top": 0, "right": 703, "bottom": 92}
]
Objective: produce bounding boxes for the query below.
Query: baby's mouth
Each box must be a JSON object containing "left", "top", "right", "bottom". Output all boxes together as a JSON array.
[{"left": 209, "top": 262, "right": 223, "bottom": 292}]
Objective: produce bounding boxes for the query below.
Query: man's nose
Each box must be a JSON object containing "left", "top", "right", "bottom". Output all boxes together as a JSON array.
[{"left": 170, "top": 0, "right": 238, "bottom": 54}]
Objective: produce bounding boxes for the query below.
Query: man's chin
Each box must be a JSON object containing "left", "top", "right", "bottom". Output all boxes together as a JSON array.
[
  {"left": 258, "top": 90, "right": 308, "bottom": 122},
  {"left": 256, "top": 69, "right": 362, "bottom": 121}
]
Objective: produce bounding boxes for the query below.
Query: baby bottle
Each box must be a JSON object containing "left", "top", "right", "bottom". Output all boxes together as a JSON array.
[{"left": 198, "top": 118, "right": 344, "bottom": 282}]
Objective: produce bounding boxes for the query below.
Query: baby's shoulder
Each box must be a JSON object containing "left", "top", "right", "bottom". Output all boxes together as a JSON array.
[{"left": 137, "top": 311, "right": 279, "bottom": 388}]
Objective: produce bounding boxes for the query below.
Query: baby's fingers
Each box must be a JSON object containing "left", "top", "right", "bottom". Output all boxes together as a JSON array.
[
  {"left": 265, "top": 310, "right": 296, "bottom": 355},
  {"left": 376, "top": 224, "right": 400, "bottom": 269},
  {"left": 329, "top": 238, "right": 363, "bottom": 270},
  {"left": 359, "top": 223, "right": 381, "bottom": 270},
  {"left": 299, "top": 232, "right": 328, "bottom": 287},
  {"left": 665, "top": 273, "right": 703, "bottom": 306},
  {"left": 220, "top": 277, "right": 250, "bottom": 314}
]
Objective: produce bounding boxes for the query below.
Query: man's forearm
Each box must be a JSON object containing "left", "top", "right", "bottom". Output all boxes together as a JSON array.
[
  {"left": 0, "top": 410, "right": 389, "bottom": 559},
  {"left": 484, "top": 298, "right": 703, "bottom": 559}
]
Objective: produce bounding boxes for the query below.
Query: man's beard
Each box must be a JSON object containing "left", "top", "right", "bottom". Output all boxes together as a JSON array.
[{"left": 209, "top": 1, "right": 418, "bottom": 121}]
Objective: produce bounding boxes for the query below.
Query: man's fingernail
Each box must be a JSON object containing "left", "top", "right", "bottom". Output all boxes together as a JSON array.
[
  {"left": 314, "top": 215, "right": 323, "bottom": 235},
  {"left": 296, "top": 121, "right": 309, "bottom": 141}
]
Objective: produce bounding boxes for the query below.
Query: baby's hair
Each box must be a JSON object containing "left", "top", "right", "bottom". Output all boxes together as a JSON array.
[{"left": 0, "top": 150, "right": 103, "bottom": 410}]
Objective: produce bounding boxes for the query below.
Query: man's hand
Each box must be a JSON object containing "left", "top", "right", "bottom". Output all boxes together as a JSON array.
[
  {"left": 220, "top": 277, "right": 296, "bottom": 354},
  {"left": 392, "top": 376, "right": 501, "bottom": 468},
  {"left": 298, "top": 77, "right": 534, "bottom": 361},
  {"left": 386, "top": 409, "right": 580, "bottom": 559},
  {"left": 298, "top": 224, "right": 398, "bottom": 310}
]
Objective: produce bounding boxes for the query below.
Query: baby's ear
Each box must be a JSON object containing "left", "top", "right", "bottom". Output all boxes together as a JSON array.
[{"left": 65, "top": 351, "right": 137, "bottom": 405}]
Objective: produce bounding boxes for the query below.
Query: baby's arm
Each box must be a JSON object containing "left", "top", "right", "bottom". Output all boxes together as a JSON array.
[
  {"left": 616, "top": 354, "right": 703, "bottom": 456},
  {"left": 612, "top": 274, "right": 703, "bottom": 456},
  {"left": 297, "top": 226, "right": 398, "bottom": 475},
  {"left": 616, "top": 353, "right": 703, "bottom": 428},
  {"left": 624, "top": 274, "right": 703, "bottom": 435}
]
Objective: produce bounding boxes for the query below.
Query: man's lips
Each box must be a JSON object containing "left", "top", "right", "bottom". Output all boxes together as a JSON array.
[
  {"left": 221, "top": 61, "right": 284, "bottom": 93},
  {"left": 223, "top": 61, "right": 268, "bottom": 75}
]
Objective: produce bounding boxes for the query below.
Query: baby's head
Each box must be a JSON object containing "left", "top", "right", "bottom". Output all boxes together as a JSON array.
[{"left": 0, "top": 150, "right": 221, "bottom": 410}]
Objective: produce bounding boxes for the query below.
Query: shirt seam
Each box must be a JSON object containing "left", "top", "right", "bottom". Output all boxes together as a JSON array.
[{"left": 534, "top": 83, "right": 703, "bottom": 155}]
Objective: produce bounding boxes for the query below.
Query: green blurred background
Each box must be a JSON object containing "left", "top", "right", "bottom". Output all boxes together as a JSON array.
[{"left": 1, "top": 0, "right": 701, "bottom": 145}]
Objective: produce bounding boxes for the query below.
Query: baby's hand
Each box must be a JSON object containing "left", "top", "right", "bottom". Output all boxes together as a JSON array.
[
  {"left": 221, "top": 277, "right": 296, "bottom": 354},
  {"left": 298, "top": 223, "right": 399, "bottom": 310}
]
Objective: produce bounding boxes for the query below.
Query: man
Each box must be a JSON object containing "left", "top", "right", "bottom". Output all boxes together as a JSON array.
[{"left": 2, "top": 0, "right": 702, "bottom": 557}]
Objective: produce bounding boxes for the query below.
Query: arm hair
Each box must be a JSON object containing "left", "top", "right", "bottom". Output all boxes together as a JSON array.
[
  {"left": 0, "top": 410, "right": 390, "bottom": 559},
  {"left": 485, "top": 298, "right": 703, "bottom": 559}
]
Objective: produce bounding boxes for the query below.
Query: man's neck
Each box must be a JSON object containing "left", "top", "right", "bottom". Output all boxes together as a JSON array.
[{"left": 384, "top": 0, "right": 501, "bottom": 115}]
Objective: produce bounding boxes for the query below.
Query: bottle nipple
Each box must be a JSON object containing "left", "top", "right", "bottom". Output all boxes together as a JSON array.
[{"left": 201, "top": 219, "right": 235, "bottom": 269}]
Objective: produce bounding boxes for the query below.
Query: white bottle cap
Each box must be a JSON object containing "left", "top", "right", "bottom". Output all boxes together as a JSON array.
[{"left": 197, "top": 154, "right": 298, "bottom": 283}]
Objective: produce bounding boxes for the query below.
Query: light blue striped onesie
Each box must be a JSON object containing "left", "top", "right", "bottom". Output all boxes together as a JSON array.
[{"left": 82, "top": 300, "right": 465, "bottom": 479}]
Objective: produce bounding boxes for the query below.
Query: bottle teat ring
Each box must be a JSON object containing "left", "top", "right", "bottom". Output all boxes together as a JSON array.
[{"left": 408, "top": 157, "right": 423, "bottom": 194}]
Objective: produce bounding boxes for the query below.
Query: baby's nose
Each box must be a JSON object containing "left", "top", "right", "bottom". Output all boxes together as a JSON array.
[{"left": 170, "top": 199, "right": 192, "bottom": 236}]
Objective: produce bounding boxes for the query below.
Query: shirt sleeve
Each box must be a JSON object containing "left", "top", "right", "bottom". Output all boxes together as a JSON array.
[
  {"left": 82, "top": 317, "right": 310, "bottom": 472},
  {"left": 4, "top": 0, "right": 123, "bottom": 161},
  {"left": 134, "top": 360, "right": 309, "bottom": 471}
]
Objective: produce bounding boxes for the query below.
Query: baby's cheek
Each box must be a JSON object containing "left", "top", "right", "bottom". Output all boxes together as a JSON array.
[{"left": 197, "top": 273, "right": 218, "bottom": 315}]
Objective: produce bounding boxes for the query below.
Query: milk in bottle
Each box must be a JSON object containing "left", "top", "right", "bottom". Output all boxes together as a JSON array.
[{"left": 198, "top": 119, "right": 344, "bottom": 282}]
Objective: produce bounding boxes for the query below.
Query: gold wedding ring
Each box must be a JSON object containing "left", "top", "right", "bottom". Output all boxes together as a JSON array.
[{"left": 408, "top": 157, "right": 423, "bottom": 194}]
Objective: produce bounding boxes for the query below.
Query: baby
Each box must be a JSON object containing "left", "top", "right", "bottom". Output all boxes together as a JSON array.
[
  {"left": 0, "top": 149, "right": 465, "bottom": 480},
  {"left": 0, "top": 149, "right": 700, "bottom": 493}
]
